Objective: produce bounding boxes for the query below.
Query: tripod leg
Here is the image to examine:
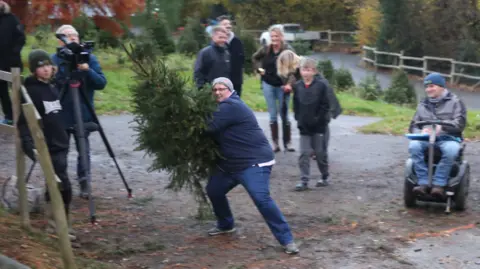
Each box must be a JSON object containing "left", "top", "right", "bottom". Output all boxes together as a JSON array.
[
  {"left": 70, "top": 81, "right": 96, "bottom": 224},
  {"left": 78, "top": 83, "right": 132, "bottom": 198}
]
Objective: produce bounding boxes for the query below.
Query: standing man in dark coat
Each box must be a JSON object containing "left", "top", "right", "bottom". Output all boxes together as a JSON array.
[
  {"left": 194, "top": 26, "right": 231, "bottom": 90},
  {"left": 0, "top": 0, "right": 26, "bottom": 125},
  {"left": 217, "top": 15, "right": 245, "bottom": 97}
]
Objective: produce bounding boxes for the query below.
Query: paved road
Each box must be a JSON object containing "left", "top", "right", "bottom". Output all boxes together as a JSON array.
[{"left": 312, "top": 52, "right": 480, "bottom": 110}]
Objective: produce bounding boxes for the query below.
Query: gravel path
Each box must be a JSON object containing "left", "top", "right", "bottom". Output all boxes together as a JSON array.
[{"left": 1, "top": 112, "right": 478, "bottom": 268}]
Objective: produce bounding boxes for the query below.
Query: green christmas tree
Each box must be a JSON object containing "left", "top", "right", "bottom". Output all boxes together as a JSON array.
[
  {"left": 121, "top": 42, "right": 220, "bottom": 219},
  {"left": 146, "top": 13, "right": 176, "bottom": 55},
  {"left": 317, "top": 59, "right": 335, "bottom": 82},
  {"left": 383, "top": 69, "right": 417, "bottom": 106},
  {"left": 178, "top": 16, "right": 209, "bottom": 56}
]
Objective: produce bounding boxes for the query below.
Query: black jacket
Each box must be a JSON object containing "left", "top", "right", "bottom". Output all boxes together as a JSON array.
[
  {"left": 293, "top": 77, "right": 330, "bottom": 135},
  {"left": 194, "top": 42, "right": 231, "bottom": 89},
  {"left": 226, "top": 35, "right": 245, "bottom": 86},
  {"left": 252, "top": 43, "right": 294, "bottom": 87},
  {"left": 17, "top": 76, "right": 69, "bottom": 160},
  {"left": 315, "top": 74, "right": 342, "bottom": 122},
  {"left": 0, "top": 8, "right": 26, "bottom": 70}
]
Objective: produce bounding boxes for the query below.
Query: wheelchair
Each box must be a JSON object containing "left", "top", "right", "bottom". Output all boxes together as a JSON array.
[{"left": 404, "top": 120, "right": 470, "bottom": 213}]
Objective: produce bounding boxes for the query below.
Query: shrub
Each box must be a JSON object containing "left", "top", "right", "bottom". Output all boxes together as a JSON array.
[
  {"left": 145, "top": 13, "right": 176, "bottom": 55},
  {"left": 177, "top": 16, "right": 209, "bottom": 55},
  {"left": 33, "top": 25, "right": 51, "bottom": 47},
  {"left": 334, "top": 68, "right": 355, "bottom": 91},
  {"left": 383, "top": 69, "right": 417, "bottom": 106},
  {"left": 129, "top": 35, "right": 158, "bottom": 62},
  {"left": 97, "top": 30, "right": 119, "bottom": 49},
  {"left": 317, "top": 59, "right": 335, "bottom": 82},
  {"left": 72, "top": 14, "right": 97, "bottom": 41},
  {"left": 356, "top": 74, "right": 382, "bottom": 101},
  {"left": 290, "top": 40, "right": 312, "bottom": 56}
]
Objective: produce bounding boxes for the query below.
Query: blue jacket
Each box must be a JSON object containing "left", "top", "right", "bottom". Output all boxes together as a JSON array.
[
  {"left": 51, "top": 53, "right": 107, "bottom": 128},
  {"left": 194, "top": 42, "right": 231, "bottom": 89},
  {"left": 206, "top": 93, "right": 274, "bottom": 172}
]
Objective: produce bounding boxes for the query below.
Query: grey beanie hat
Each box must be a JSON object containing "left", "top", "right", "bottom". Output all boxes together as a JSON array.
[{"left": 212, "top": 77, "right": 234, "bottom": 92}]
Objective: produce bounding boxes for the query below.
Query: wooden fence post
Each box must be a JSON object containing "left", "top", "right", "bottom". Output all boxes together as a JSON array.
[
  {"left": 422, "top": 57, "right": 427, "bottom": 77},
  {"left": 450, "top": 61, "right": 455, "bottom": 84},
  {"left": 399, "top": 50, "right": 404, "bottom": 69},
  {"left": 327, "top": 29, "right": 332, "bottom": 46},
  {"left": 373, "top": 48, "right": 378, "bottom": 74},
  {"left": 22, "top": 103, "right": 77, "bottom": 269},
  {"left": 10, "top": 67, "right": 29, "bottom": 229}
]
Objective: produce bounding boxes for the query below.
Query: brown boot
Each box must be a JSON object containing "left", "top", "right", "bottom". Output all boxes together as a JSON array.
[
  {"left": 270, "top": 122, "right": 281, "bottom": 152},
  {"left": 431, "top": 186, "right": 445, "bottom": 198},
  {"left": 413, "top": 185, "right": 428, "bottom": 195},
  {"left": 283, "top": 121, "right": 295, "bottom": 152}
]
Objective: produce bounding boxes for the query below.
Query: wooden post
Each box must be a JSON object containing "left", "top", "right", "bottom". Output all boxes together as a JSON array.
[
  {"left": 373, "top": 48, "right": 378, "bottom": 74},
  {"left": 450, "top": 61, "right": 455, "bottom": 84},
  {"left": 10, "top": 67, "right": 29, "bottom": 229},
  {"left": 399, "top": 50, "right": 404, "bottom": 69},
  {"left": 22, "top": 104, "right": 77, "bottom": 269},
  {"left": 327, "top": 29, "right": 332, "bottom": 47},
  {"left": 422, "top": 57, "right": 427, "bottom": 77}
]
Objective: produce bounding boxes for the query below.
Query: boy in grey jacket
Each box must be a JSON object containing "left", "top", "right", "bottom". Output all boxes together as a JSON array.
[{"left": 292, "top": 58, "right": 330, "bottom": 191}]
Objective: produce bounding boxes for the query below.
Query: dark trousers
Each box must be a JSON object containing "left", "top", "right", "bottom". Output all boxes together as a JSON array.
[
  {"left": 45, "top": 150, "right": 72, "bottom": 215},
  {"left": 67, "top": 129, "right": 91, "bottom": 182},
  {"left": 234, "top": 84, "right": 242, "bottom": 97},
  {"left": 299, "top": 133, "right": 328, "bottom": 182},
  {"left": 0, "top": 77, "right": 12, "bottom": 120},
  {"left": 206, "top": 165, "right": 294, "bottom": 246},
  {"left": 323, "top": 126, "right": 330, "bottom": 167}
]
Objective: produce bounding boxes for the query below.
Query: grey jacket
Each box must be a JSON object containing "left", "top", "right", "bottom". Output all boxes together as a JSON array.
[{"left": 409, "top": 91, "right": 467, "bottom": 137}]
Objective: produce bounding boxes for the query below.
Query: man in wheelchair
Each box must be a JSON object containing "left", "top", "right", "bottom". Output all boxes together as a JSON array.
[{"left": 408, "top": 73, "right": 467, "bottom": 197}]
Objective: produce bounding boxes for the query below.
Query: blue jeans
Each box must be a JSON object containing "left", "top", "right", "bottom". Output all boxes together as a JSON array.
[
  {"left": 206, "top": 165, "right": 294, "bottom": 246},
  {"left": 68, "top": 130, "right": 91, "bottom": 182},
  {"left": 409, "top": 140, "right": 461, "bottom": 186},
  {"left": 262, "top": 81, "right": 290, "bottom": 123}
]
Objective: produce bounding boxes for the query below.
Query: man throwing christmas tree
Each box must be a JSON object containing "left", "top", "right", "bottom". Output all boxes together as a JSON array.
[{"left": 204, "top": 77, "right": 299, "bottom": 255}]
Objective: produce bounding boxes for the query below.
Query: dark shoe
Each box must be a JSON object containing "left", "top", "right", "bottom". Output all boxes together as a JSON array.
[
  {"left": 79, "top": 179, "right": 89, "bottom": 200},
  {"left": 282, "top": 121, "right": 295, "bottom": 152},
  {"left": 431, "top": 186, "right": 445, "bottom": 197},
  {"left": 413, "top": 185, "right": 428, "bottom": 195},
  {"left": 270, "top": 122, "right": 281, "bottom": 153},
  {"left": 295, "top": 182, "right": 308, "bottom": 191},
  {"left": 207, "top": 226, "right": 236, "bottom": 236},
  {"left": 316, "top": 179, "right": 329, "bottom": 187}
]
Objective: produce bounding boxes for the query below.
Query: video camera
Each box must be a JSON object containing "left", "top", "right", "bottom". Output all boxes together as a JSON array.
[{"left": 55, "top": 33, "right": 95, "bottom": 72}]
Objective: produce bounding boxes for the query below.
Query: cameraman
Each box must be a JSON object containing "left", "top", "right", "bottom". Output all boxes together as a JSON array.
[{"left": 51, "top": 25, "right": 107, "bottom": 199}]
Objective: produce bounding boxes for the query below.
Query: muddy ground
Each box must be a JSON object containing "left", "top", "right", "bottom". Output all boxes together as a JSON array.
[{"left": 0, "top": 113, "right": 479, "bottom": 269}]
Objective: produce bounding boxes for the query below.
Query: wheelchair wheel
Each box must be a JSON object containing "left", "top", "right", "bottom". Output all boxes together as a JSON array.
[
  {"left": 404, "top": 179, "right": 416, "bottom": 208},
  {"left": 454, "top": 163, "right": 470, "bottom": 211}
]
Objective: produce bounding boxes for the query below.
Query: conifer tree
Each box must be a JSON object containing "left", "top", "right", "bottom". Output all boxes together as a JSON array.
[
  {"left": 121, "top": 43, "right": 220, "bottom": 219},
  {"left": 383, "top": 69, "right": 416, "bottom": 106}
]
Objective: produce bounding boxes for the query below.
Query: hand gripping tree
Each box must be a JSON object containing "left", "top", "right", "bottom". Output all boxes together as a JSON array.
[{"left": 121, "top": 43, "right": 220, "bottom": 219}]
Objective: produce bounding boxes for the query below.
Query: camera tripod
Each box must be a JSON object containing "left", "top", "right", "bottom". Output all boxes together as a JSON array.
[{"left": 58, "top": 70, "right": 132, "bottom": 224}]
